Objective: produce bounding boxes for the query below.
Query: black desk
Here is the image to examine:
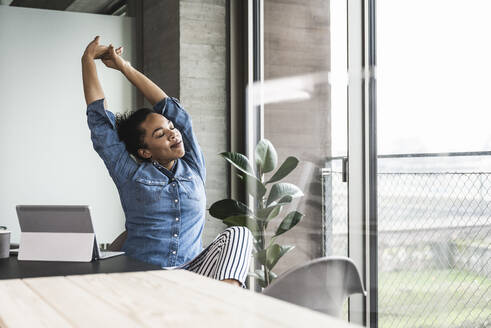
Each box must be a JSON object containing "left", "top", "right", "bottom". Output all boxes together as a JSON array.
[{"left": 0, "top": 255, "right": 162, "bottom": 280}]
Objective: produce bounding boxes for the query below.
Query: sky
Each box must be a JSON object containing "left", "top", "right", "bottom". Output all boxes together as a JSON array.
[{"left": 330, "top": 0, "right": 491, "bottom": 156}]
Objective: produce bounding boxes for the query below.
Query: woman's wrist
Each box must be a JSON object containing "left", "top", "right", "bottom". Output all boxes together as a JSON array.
[
  {"left": 119, "top": 60, "right": 132, "bottom": 74},
  {"left": 81, "top": 53, "right": 94, "bottom": 62}
]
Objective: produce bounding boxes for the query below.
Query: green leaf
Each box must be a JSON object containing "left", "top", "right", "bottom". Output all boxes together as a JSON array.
[
  {"left": 222, "top": 215, "right": 249, "bottom": 226},
  {"left": 256, "top": 195, "right": 293, "bottom": 220},
  {"left": 256, "top": 244, "right": 295, "bottom": 270},
  {"left": 220, "top": 152, "right": 255, "bottom": 177},
  {"left": 256, "top": 204, "right": 280, "bottom": 221},
  {"left": 266, "top": 156, "right": 299, "bottom": 184},
  {"left": 254, "top": 269, "right": 265, "bottom": 281},
  {"left": 266, "top": 183, "right": 304, "bottom": 206},
  {"left": 277, "top": 195, "right": 294, "bottom": 204},
  {"left": 255, "top": 139, "right": 278, "bottom": 174},
  {"left": 264, "top": 206, "right": 282, "bottom": 230},
  {"left": 248, "top": 271, "right": 267, "bottom": 288},
  {"left": 223, "top": 215, "right": 261, "bottom": 239},
  {"left": 274, "top": 211, "right": 304, "bottom": 237},
  {"left": 268, "top": 270, "right": 278, "bottom": 283},
  {"left": 237, "top": 173, "right": 267, "bottom": 199},
  {"left": 266, "top": 206, "right": 281, "bottom": 220},
  {"left": 263, "top": 244, "right": 295, "bottom": 270},
  {"left": 209, "top": 199, "right": 251, "bottom": 219},
  {"left": 248, "top": 271, "right": 259, "bottom": 279}
]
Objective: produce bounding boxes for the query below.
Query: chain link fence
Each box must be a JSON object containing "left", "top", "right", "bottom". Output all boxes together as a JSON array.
[{"left": 323, "top": 154, "right": 491, "bottom": 328}]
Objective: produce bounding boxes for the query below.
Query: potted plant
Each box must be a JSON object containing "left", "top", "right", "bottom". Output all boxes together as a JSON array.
[{"left": 209, "top": 139, "right": 304, "bottom": 288}]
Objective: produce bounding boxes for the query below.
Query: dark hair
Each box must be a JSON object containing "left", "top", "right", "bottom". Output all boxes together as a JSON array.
[{"left": 115, "top": 108, "right": 154, "bottom": 161}]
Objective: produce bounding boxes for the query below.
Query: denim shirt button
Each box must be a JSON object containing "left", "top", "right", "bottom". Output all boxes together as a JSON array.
[
  {"left": 174, "top": 199, "right": 178, "bottom": 203},
  {"left": 175, "top": 217, "right": 179, "bottom": 221},
  {"left": 174, "top": 233, "right": 178, "bottom": 237},
  {"left": 172, "top": 251, "right": 176, "bottom": 255}
]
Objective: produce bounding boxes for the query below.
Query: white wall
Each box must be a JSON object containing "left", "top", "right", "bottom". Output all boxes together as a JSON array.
[{"left": 0, "top": 6, "right": 135, "bottom": 243}]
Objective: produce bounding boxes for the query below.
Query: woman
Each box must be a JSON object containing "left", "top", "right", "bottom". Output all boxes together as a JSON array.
[{"left": 82, "top": 36, "right": 252, "bottom": 287}]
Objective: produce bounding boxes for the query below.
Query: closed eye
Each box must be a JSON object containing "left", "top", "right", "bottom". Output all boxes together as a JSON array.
[
  {"left": 154, "top": 122, "right": 174, "bottom": 138},
  {"left": 152, "top": 128, "right": 164, "bottom": 138}
]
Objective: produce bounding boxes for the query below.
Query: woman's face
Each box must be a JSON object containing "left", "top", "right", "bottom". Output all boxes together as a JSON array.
[{"left": 138, "top": 113, "right": 185, "bottom": 166}]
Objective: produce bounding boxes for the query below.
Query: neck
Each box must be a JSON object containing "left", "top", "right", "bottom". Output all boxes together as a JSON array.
[
  {"left": 155, "top": 159, "right": 174, "bottom": 171},
  {"left": 164, "top": 160, "right": 175, "bottom": 170}
]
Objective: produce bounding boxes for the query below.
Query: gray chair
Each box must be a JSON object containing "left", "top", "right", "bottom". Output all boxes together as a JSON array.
[
  {"left": 107, "top": 230, "right": 127, "bottom": 251},
  {"left": 262, "top": 256, "right": 366, "bottom": 318}
]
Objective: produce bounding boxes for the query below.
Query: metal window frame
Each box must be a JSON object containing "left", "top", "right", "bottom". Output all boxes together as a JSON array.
[
  {"left": 229, "top": 0, "right": 249, "bottom": 201},
  {"left": 229, "top": 0, "right": 262, "bottom": 207},
  {"left": 229, "top": 0, "right": 262, "bottom": 290},
  {"left": 367, "top": 0, "right": 378, "bottom": 326},
  {"left": 347, "top": 0, "right": 366, "bottom": 324},
  {"left": 347, "top": 0, "right": 377, "bottom": 326}
]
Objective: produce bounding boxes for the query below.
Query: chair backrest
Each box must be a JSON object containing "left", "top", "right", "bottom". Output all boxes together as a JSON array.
[
  {"left": 108, "top": 230, "right": 127, "bottom": 251},
  {"left": 262, "top": 256, "right": 366, "bottom": 317}
]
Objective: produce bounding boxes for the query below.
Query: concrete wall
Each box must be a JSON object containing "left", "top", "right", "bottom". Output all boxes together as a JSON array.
[
  {"left": 263, "top": 0, "right": 331, "bottom": 274},
  {"left": 141, "top": 0, "right": 227, "bottom": 246},
  {"left": 0, "top": 5, "right": 135, "bottom": 243},
  {"left": 179, "top": 0, "right": 228, "bottom": 245},
  {"left": 142, "top": 0, "right": 180, "bottom": 99}
]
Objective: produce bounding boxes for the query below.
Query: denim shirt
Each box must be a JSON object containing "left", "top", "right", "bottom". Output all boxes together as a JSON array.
[{"left": 87, "top": 97, "right": 206, "bottom": 267}]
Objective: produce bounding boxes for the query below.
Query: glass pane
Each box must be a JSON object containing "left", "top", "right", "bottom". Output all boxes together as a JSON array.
[
  {"left": 377, "top": 1, "right": 491, "bottom": 327},
  {"left": 251, "top": 0, "right": 350, "bottom": 318}
]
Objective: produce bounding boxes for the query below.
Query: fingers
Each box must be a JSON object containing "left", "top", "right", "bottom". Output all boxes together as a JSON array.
[
  {"left": 100, "top": 46, "right": 122, "bottom": 58},
  {"left": 90, "top": 40, "right": 123, "bottom": 63},
  {"left": 109, "top": 44, "right": 122, "bottom": 61},
  {"left": 109, "top": 44, "right": 116, "bottom": 55},
  {"left": 93, "top": 45, "right": 109, "bottom": 59}
]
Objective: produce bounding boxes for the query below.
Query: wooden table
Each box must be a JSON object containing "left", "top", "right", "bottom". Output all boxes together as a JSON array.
[{"left": 0, "top": 269, "right": 360, "bottom": 327}]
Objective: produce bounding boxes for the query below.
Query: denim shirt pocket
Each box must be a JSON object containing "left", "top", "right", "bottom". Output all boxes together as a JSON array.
[
  {"left": 135, "top": 178, "right": 167, "bottom": 205},
  {"left": 177, "top": 175, "right": 202, "bottom": 201}
]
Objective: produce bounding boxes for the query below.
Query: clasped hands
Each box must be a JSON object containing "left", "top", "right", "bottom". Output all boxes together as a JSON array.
[{"left": 82, "top": 35, "right": 127, "bottom": 71}]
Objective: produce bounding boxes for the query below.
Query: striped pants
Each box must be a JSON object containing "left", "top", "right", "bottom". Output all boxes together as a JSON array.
[{"left": 175, "top": 226, "right": 253, "bottom": 288}]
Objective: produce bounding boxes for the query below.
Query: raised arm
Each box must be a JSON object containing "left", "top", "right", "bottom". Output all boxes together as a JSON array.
[
  {"left": 99, "top": 43, "right": 204, "bottom": 180},
  {"left": 101, "top": 45, "right": 167, "bottom": 106},
  {"left": 81, "top": 36, "right": 108, "bottom": 105},
  {"left": 121, "top": 62, "right": 167, "bottom": 106},
  {"left": 83, "top": 37, "right": 139, "bottom": 186}
]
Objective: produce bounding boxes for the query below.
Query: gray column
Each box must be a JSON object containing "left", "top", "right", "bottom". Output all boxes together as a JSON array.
[
  {"left": 136, "top": 0, "right": 228, "bottom": 245},
  {"left": 179, "top": 0, "right": 228, "bottom": 245}
]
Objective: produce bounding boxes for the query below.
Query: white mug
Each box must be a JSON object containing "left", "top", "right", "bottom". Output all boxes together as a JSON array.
[{"left": 0, "top": 227, "right": 10, "bottom": 259}]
